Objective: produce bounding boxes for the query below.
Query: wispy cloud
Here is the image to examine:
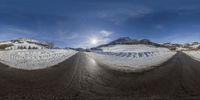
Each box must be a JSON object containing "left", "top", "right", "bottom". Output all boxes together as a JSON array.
[
  {"left": 99, "top": 30, "right": 113, "bottom": 37},
  {"left": 0, "top": 25, "right": 36, "bottom": 40},
  {"left": 159, "top": 32, "right": 200, "bottom": 44},
  {"left": 98, "top": 5, "right": 152, "bottom": 24},
  {"left": 69, "top": 30, "right": 114, "bottom": 48}
]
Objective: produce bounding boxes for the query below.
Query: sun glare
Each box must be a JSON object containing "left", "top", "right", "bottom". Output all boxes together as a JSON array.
[{"left": 91, "top": 38, "right": 97, "bottom": 45}]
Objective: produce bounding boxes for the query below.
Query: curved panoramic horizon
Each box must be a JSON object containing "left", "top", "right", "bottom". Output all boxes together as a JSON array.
[
  {"left": 1, "top": 1, "right": 200, "bottom": 99},
  {"left": 0, "top": 0, "right": 200, "bottom": 48}
]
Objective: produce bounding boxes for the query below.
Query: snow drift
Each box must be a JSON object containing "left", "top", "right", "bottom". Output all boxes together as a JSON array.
[
  {"left": 0, "top": 49, "right": 77, "bottom": 70},
  {"left": 87, "top": 44, "right": 176, "bottom": 72},
  {"left": 184, "top": 51, "right": 200, "bottom": 61}
]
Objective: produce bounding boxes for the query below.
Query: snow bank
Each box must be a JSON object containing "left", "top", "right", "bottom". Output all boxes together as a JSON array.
[
  {"left": 87, "top": 45, "right": 176, "bottom": 72},
  {"left": 190, "top": 44, "right": 200, "bottom": 49},
  {"left": 183, "top": 51, "right": 200, "bottom": 61},
  {"left": 0, "top": 49, "right": 77, "bottom": 70},
  {"left": 100, "top": 44, "right": 170, "bottom": 52},
  {"left": 0, "top": 41, "right": 12, "bottom": 45},
  {"left": 176, "top": 47, "right": 189, "bottom": 51}
]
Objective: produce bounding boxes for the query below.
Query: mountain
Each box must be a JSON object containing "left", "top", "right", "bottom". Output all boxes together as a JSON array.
[
  {"left": 189, "top": 42, "right": 200, "bottom": 49},
  {"left": 95, "top": 37, "right": 163, "bottom": 49},
  {"left": 163, "top": 42, "right": 200, "bottom": 51},
  {"left": 91, "top": 37, "right": 200, "bottom": 51},
  {"left": 109, "top": 37, "right": 133, "bottom": 44},
  {"left": 0, "top": 38, "right": 53, "bottom": 50}
]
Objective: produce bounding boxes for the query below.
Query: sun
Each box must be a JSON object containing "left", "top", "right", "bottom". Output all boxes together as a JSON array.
[{"left": 91, "top": 38, "right": 97, "bottom": 45}]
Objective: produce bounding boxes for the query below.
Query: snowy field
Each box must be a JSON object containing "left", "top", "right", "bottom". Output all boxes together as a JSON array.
[
  {"left": 87, "top": 45, "right": 176, "bottom": 72},
  {"left": 184, "top": 51, "right": 200, "bottom": 61},
  {"left": 100, "top": 44, "right": 170, "bottom": 53},
  {"left": 0, "top": 49, "right": 77, "bottom": 70},
  {"left": 5, "top": 41, "right": 47, "bottom": 50}
]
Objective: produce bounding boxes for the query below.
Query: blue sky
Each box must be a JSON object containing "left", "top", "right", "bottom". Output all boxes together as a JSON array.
[{"left": 0, "top": 0, "right": 200, "bottom": 48}]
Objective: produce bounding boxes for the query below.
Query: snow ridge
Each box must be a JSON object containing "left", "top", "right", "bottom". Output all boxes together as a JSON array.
[
  {"left": 0, "top": 49, "right": 77, "bottom": 70},
  {"left": 183, "top": 51, "right": 200, "bottom": 61},
  {"left": 87, "top": 45, "right": 176, "bottom": 72}
]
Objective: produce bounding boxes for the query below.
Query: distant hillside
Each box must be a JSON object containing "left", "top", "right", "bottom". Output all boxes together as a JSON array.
[
  {"left": 91, "top": 37, "right": 200, "bottom": 51},
  {"left": 163, "top": 42, "right": 200, "bottom": 51},
  {"left": 0, "top": 38, "right": 54, "bottom": 50},
  {"left": 93, "top": 37, "right": 163, "bottom": 49}
]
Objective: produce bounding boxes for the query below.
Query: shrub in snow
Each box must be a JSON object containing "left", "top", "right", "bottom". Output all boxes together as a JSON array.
[
  {"left": 0, "top": 44, "right": 13, "bottom": 50},
  {"left": 0, "top": 49, "right": 77, "bottom": 70}
]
